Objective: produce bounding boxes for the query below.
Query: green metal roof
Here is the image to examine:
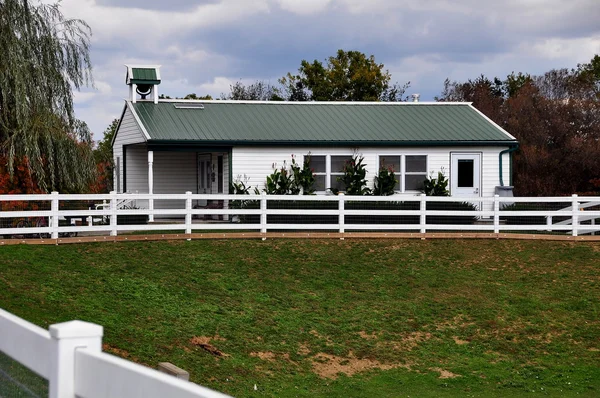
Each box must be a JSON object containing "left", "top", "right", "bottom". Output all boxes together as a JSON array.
[
  {"left": 130, "top": 101, "right": 516, "bottom": 146},
  {"left": 130, "top": 68, "right": 160, "bottom": 85}
]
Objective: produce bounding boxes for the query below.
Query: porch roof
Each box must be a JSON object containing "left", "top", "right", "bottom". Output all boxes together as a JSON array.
[{"left": 129, "top": 100, "right": 517, "bottom": 146}]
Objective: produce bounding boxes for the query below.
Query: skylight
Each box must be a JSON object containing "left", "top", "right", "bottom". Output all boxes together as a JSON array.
[{"left": 173, "top": 103, "right": 204, "bottom": 109}]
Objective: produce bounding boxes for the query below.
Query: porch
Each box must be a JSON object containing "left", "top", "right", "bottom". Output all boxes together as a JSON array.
[{"left": 117, "top": 145, "right": 231, "bottom": 220}]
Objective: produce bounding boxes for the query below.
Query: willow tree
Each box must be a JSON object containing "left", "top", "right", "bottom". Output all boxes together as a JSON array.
[{"left": 0, "top": 0, "right": 95, "bottom": 192}]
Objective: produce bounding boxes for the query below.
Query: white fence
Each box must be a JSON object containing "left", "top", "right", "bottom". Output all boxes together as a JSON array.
[
  {"left": 1, "top": 192, "right": 599, "bottom": 240},
  {"left": 0, "top": 308, "right": 231, "bottom": 398}
]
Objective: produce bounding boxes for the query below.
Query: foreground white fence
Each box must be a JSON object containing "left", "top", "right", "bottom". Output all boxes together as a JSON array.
[
  {"left": 0, "top": 192, "right": 599, "bottom": 240},
  {"left": 0, "top": 308, "right": 230, "bottom": 398}
]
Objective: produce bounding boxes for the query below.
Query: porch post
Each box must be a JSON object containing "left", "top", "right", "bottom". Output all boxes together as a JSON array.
[{"left": 148, "top": 150, "right": 154, "bottom": 222}]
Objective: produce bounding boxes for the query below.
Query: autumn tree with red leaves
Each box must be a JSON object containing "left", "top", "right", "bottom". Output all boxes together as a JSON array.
[{"left": 437, "top": 56, "right": 600, "bottom": 196}]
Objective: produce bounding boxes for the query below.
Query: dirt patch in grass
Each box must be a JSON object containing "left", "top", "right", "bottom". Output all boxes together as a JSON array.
[
  {"left": 297, "top": 343, "right": 311, "bottom": 356},
  {"left": 190, "top": 336, "right": 229, "bottom": 358},
  {"left": 103, "top": 344, "right": 146, "bottom": 365},
  {"left": 358, "top": 331, "right": 378, "bottom": 340},
  {"left": 310, "top": 329, "right": 334, "bottom": 345},
  {"left": 435, "top": 315, "right": 475, "bottom": 331},
  {"left": 527, "top": 331, "right": 564, "bottom": 344},
  {"left": 430, "top": 367, "right": 461, "bottom": 379},
  {"left": 250, "top": 347, "right": 410, "bottom": 380},
  {"left": 452, "top": 336, "right": 469, "bottom": 345},
  {"left": 310, "top": 351, "right": 408, "bottom": 380},
  {"left": 383, "top": 331, "right": 433, "bottom": 352},
  {"left": 103, "top": 343, "right": 132, "bottom": 358},
  {"left": 251, "top": 351, "right": 277, "bottom": 362}
]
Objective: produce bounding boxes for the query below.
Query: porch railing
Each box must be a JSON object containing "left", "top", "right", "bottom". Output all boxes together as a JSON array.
[{"left": 1, "top": 192, "right": 599, "bottom": 240}]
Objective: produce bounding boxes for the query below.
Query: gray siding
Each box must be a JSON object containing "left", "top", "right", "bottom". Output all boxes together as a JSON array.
[
  {"left": 153, "top": 152, "right": 197, "bottom": 211},
  {"left": 154, "top": 152, "right": 197, "bottom": 194},
  {"left": 124, "top": 145, "right": 148, "bottom": 194},
  {"left": 113, "top": 106, "right": 146, "bottom": 192}
]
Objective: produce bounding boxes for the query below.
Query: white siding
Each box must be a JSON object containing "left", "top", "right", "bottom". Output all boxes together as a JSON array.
[
  {"left": 113, "top": 106, "right": 146, "bottom": 193},
  {"left": 232, "top": 146, "right": 512, "bottom": 208}
]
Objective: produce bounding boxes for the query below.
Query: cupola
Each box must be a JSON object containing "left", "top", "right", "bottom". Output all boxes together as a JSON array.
[{"left": 125, "top": 65, "right": 161, "bottom": 104}]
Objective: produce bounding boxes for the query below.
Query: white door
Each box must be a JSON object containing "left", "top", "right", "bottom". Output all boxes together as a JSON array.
[{"left": 451, "top": 153, "right": 481, "bottom": 197}]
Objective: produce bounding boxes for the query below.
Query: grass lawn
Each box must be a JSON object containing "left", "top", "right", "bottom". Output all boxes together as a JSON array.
[{"left": 0, "top": 239, "right": 599, "bottom": 397}]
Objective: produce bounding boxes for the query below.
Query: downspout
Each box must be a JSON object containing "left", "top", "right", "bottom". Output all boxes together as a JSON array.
[
  {"left": 228, "top": 148, "right": 233, "bottom": 193},
  {"left": 499, "top": 144, "right": 519, "bottom": 186}
]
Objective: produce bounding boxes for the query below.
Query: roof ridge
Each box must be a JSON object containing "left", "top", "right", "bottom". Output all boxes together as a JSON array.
[{"left": 130, "top": 99, "right": 471, "bottom": 106}]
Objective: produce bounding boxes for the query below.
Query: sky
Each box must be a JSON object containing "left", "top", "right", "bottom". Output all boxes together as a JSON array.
[{"left": 52, "top": 0, "right": 600, "bottom": 143}]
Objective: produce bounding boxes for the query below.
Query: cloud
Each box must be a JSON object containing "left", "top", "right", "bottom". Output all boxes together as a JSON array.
[
  {"left": 196, "top": 77, "right": 240, "bottom": 98},
  {"left": 95, "top": 0, "right": 219, "bottom": 11},
  {"left": 46, "top": 0, "right": 599, "bottom": 139},
  {"left": 275, "top": 0, "right": 333, "bottom": 15}
]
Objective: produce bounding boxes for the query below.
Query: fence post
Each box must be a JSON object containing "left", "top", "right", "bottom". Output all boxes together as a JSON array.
[
  {"left": 185, "top": 191, "right": 192, "bottom": 238},
  {"left": 49, "top": 320, "right": 103, "bottom": 398},
  {"left": 110, "top": 191, "right": 117, "bottom": 237},
  {"left": 493, "top": 194, "right": 500, "bottom": 234},
  {"left": 51, "top": 191, "right": 59, "bottom": 240},
  {"left": 338, "top": 193, "right": 345, "bottom": 239},
  {"left": 572, "top": 194, "right": 579, "bottom": 237},
  {"left": 420, "top": 194, "right": 427, "bottom": 234},
  {"left": 260, "top": 192, "right": 267, "bottom": 240}
]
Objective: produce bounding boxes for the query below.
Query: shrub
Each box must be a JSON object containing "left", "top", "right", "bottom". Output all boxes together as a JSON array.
[
  {"left": 373, "top": 164, "right": 397, "bottom": 196},
  {"left": 264, "top": 155, "right": 316, "bottom": 195},
  {"left": 338, "top": 152, "right": 371, "bottom": 195},
  {"left": 423, "top": 169, "right": 449, "bottom": 196},
  {"left": 230, "top": 175, "right": 257, "bottom": 216},
  {"left": 290, "top": 154, "right": 316, "bottom": 195},
  {"left": 265, "top": 161, "right": 296, "bottom": 194},
  {"left": 230, "top": 174, "right": 253, "bottom": 195}
]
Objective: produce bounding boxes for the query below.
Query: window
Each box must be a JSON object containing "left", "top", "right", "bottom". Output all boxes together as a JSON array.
[
  {"left": 306, "top": 154, "right": 427, "bottom": 193},
  {"left": 306, "top": 154, "right": 352, "bottom": 192},
  {"left": 380, "top": 156, "right": 401, "bottom": 191},
  {"left": 330, "top": 155, "right": 352, "bottom": 191},
  {"left": 457, "top": 159, "right": 474, "bottom": 187},
  {"left": 405, "top": 155, "right": 427, "bottom": 191},
  {"left": 379, "top": 155, "right": 428, "bottom": 192},
  {"left": 307, "top": 155, "right": 326, "bottom": 191}
]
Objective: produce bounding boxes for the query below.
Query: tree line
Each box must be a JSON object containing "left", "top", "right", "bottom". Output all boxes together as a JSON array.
[
  {"left": 2, "top": 1, "right": 599, "bottom": 197},
  {"left": 436, "top": 57, "right": 600, "bottom": 196}
]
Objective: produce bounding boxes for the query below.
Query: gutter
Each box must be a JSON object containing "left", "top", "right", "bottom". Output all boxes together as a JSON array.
[
  {"left": 147, "top": 139, "right": 519, "bottom": 148},
  {"left": 499, "top": 144, "right": 519, "bottom": 186}
]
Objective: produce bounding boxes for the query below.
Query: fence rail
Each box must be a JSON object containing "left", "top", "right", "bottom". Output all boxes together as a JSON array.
[
  {"left": 0, "top": 308, "right": 230, "bottom": 398},
  {"left": 1, "top": 192, "right": 599, "bottom": 241}
]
